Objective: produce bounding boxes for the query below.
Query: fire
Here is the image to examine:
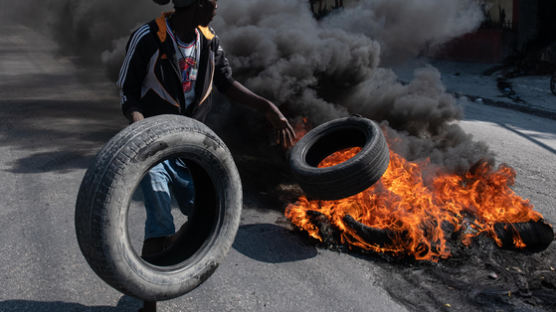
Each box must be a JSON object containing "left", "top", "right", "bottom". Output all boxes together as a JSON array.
[
  {"left": 292, "top": 117, "right": 310, "bottom": 144},
  {"left": 285, "top": 145, "right": 543, "bottom": 262}
]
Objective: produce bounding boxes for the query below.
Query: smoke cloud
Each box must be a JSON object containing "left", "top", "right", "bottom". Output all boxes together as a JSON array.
[
  {"left": 323, "top": 0, "right": 484, "bottom": 64},
  {"left": 211, "top": 0, "right": 489, "bottom": 172},
  {"left": 0, "top": 0, "right": 162, "bottom": 79},
  {"left": 6, "top": 0, "right": 491, "bottom": 173}
]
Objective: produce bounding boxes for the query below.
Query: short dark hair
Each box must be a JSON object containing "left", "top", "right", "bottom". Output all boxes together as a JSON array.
[
  {"left": 152, "top": 0, "right": 198, "bottom": 8},
  {"left": 173, "top": 0, "right": 198, "bottom": 8}
]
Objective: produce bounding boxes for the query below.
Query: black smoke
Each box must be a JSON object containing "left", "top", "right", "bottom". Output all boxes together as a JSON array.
[{"left": 3, "top": 0, "right": 492, "bottom": 173}]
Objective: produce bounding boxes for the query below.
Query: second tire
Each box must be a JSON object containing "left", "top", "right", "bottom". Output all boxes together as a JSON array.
[{"left": 289, "top": 116, "right": 390, "bottom": 200}]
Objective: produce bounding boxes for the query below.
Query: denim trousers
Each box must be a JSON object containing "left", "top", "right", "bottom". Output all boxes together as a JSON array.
[{"left": 140, "top": 158, "right": 195, "bottom": 240}]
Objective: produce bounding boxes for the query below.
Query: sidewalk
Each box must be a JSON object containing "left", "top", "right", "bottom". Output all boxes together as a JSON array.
[{"left": 393, "top": 59, "right": 556, "bottom": 120}]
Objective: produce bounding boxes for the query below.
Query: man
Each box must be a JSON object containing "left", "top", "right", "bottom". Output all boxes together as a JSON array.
[{"left": 117, "top": 0, "right": 296, "bottom": 311}]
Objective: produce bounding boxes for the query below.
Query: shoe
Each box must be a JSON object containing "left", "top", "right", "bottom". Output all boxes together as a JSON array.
[
  {"left": 141, "top": 236, "right": 172, "bottom": 258},
  {"left": 139, "top": 300, "right": 156, "bottom": 312}
]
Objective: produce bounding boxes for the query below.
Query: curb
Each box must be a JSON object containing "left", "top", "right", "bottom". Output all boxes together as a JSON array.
[{"left": 463, "top": 94, "right": 556, "bottom": 121}]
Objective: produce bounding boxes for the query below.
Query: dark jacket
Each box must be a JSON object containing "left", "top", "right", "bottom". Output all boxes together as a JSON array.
[{"left": 117, "top": 13, "right": 234, "bottom": 122}]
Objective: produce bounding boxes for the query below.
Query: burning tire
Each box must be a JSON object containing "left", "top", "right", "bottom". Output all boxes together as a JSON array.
[
  {"left": 289, "top": 116, "right": 389, "bottom": 200},
  {"left": 75, "top": 115, "right": 242, "bottom": 301}
]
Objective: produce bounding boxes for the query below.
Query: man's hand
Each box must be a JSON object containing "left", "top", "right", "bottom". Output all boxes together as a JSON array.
[
  {"left": 224, "top": 81, "right": 296, "bottom": 149},
  {"left": 129, "top": 111, "right": 145, "bottom": 123},
  {"left": 265, "top": 103, "right": 296, "bottom": 149}
]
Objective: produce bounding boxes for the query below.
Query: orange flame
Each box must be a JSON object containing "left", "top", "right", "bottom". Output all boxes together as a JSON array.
[
  {"left": 286, "top": 144, "right": 543, "bottom": 262},
  {"left": 293, "top": 117, "right": 310, "bottom": 144}
]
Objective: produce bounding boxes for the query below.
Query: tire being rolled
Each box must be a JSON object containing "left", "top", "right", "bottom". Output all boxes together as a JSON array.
[
  {"left": 289, "top": 116, "right": 389, "bottom": 200},
  {"left": 75, "top": 115, "right": 242, "bottom": 301}
]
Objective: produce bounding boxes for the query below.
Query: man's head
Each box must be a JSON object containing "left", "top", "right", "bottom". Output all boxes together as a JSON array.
[
  {"left": 191, "top": 0, "right": 217, "bottom": 27},
  {"left": 153, "top": 0, "right": 217, "bottom": 27}
]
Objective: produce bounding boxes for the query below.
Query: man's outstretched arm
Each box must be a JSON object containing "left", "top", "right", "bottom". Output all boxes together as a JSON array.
[{"left": 224, "top": 80, "right": 296, "bottom": 149}]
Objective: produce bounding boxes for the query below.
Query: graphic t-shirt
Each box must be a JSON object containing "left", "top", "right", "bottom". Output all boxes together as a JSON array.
[{"left": 167, "top": 20, "right": 201, "bottom": 109}]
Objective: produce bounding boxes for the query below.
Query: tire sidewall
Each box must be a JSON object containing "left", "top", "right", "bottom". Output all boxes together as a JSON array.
[
  {"left": 290, "top": 117, "right": 384, "bottom": 179},
  {"left": 289, "top": 116, "right": 389, "bottom": 200},
  {"left": 77, "top": 115, "right": 242, "bottom": 301}
]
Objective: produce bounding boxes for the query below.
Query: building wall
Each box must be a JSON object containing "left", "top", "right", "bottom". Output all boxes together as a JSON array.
[
  {"left": 485, "top": 0, "right": 514, "bottom": 26},
  {"left": 537, "top": 0, "right": 556, "bottom": 45},
  {"left": 310, "top": 0, "right": 354, "bottom": 16},
  {"left": 310, "top": 0, "right": 339, "bottom": 14},
  {"left": 517, "top": 0, "right": 538, "bottom": 49}
]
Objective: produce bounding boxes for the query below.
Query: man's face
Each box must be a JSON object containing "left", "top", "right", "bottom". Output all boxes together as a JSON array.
[{"left": 198, "top": 0, "right": 217, "bottom": 27}]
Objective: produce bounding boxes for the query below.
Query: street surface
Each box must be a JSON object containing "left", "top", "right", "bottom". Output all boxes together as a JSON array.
[{"left": 1, "top": 24, "right": 555, "bottom": 312}]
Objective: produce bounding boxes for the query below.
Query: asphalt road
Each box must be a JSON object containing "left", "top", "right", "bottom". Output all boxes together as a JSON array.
[{"left": 1, "top": 24, "right": 555, "bottom": 312}]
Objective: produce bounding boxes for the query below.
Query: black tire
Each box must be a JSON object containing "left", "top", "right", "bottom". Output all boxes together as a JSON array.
[
  {"left": 75, "top": 114, "right": 242, "bottom": 301},
  {"left": 289, "top": 116, "right": 389, "bottom": 200}
]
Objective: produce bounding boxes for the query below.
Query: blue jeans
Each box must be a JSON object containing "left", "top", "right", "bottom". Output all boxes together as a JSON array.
[{"left": 140, "top": 158, "right": 195, "bottom": 240}]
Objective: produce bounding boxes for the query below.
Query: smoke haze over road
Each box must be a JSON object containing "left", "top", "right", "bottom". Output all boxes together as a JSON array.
[{"left": 2, "top": 0, "right": 490, "bottom": 173}]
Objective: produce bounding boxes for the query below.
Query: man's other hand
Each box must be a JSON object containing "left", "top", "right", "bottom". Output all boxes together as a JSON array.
[
  {"left": 265, "top": 105, "right": 296, "bottom": 149},
  {"left": 130, "top": 111, "right": 145, "bottom": 123},
  {"left": 223, "top": 80, "right": 296, "bottom": 149}
]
